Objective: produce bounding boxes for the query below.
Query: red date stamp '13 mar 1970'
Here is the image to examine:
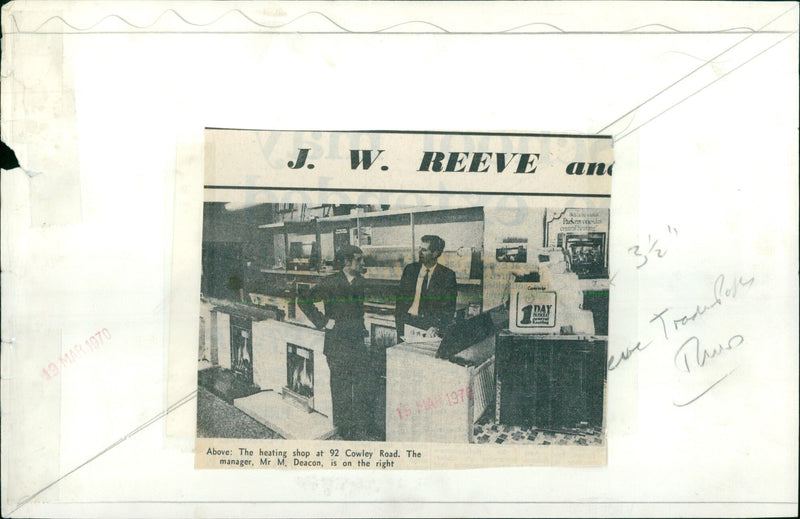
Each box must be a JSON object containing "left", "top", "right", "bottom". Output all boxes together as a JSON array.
[
  {"left": 40, "top": 328, "right": 112, "bottom": 381},
  {"left": 395, "top": 386, "right": 473, "bottom": 420}
]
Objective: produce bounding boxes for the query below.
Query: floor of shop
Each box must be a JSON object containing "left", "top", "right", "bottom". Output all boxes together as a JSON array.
[{"left": 197, "top": 380, "right": 602, "bottom": 445}]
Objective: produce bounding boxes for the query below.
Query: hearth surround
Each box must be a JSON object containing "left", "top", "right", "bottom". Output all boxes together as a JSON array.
[
  {"left": 199, "top": 301, "right": 336, "bottom": 439},
  {"left": 251, "top": 319, "right": 333, "bottom": 420}
]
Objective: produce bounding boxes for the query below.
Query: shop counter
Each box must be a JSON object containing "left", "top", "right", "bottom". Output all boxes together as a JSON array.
[{"left": 386, "top": 335, "right": 495, "bottom": 443}]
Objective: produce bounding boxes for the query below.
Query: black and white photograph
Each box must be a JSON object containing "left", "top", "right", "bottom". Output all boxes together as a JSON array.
[
  {"left": 196, "top": 128, "right": 613, "bottom": 455},
  {"left": 197, "top": 200, "right": 609, "bottom": 445}
]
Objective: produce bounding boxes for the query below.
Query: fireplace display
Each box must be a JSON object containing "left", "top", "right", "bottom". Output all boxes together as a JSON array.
[
  {"left": 232, "top": 320, "right": 335, "bottom": 439},
  {"left": 283, "top": 343, "right": 315, "bottom": 412},
  {"left": 230, "top": 315, "right": 253, "bottom": 383},
  {"left": 561, "top": 232, "right": 607, "bottom": 279}
]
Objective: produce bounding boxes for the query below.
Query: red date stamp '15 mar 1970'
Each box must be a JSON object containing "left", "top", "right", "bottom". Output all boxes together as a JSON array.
[
  {"left": 40, "top": 328, "right": 112, "bottom": 381},
  {"left": 395, "top": 386, "right": 473, "bottom": 420}
]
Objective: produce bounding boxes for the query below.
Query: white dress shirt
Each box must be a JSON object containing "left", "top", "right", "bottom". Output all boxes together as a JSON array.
[{"left": 407, "top": 263, "right": 437, "bottom": 316}]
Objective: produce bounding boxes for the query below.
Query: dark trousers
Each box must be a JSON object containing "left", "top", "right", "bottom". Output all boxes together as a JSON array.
[{"left": 327, "top": 352, "right": 371, "bottom": 441}]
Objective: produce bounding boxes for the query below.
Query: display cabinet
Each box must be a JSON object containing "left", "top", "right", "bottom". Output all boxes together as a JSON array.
[{"left": 495, "top": 332, "right": 606, "bottom": 430}]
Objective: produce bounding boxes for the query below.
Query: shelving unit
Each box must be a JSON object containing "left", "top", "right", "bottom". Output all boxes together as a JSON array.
[
  {"left": 254, "top": 206, "right": 485, "bottom": 315},
  {"left": 247, "top": 206, "right": 486, "bottom": 342}
]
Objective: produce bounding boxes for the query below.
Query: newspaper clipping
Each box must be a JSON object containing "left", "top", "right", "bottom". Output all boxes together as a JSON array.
[{"left": 196, "top": 129, "right": 612, "bottom": 469}]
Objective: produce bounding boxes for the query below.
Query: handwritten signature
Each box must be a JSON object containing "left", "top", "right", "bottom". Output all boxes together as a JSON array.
[
  {"left": 608, "top": 340, "right": 653, "bottom": 371},
  {"left": 673, "top": 367, "right": 739, "bottom": 408},
  {"left": 608, "top": 272, "right": 754, "bottom": 406},
  {"left": 674, "top": 334, "right": 744, "bottom": 373},
  {"left": 649, "top": 274, "right": 755, "bottom": 341}
]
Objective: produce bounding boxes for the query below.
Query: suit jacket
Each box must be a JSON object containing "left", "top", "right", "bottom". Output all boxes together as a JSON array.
[
  {"left": 394, "top": 262, "right": 457, "bottom": 335},
  {"left": 297, "top": 271, "right": 367, "bottom": 359}
]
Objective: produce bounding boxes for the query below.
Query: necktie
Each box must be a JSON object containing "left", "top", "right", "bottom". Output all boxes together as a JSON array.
[
  {"left": 419, "top": 268, "right": 430, "bottom": 312},
  {"left": 407, "top": 268, "right": 430, "bottom": 317}
]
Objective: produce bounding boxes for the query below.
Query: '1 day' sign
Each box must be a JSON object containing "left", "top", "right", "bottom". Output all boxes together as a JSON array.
[{"left": 510, "top": 286, "right": 557, "bottom": 332}]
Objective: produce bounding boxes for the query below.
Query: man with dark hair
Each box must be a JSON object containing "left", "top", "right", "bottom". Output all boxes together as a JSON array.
[
  {"left": 298, "top": 245, "right": 370, "bottom": 440},
  {"left": 395, "top": 235, "right": 458, "bottom": 338}
]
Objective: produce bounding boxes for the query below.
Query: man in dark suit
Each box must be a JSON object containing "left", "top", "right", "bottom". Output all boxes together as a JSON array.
[
  {"left": 395, "top": 235, "right": 458, "bottom": 339},
  {"left": 298, "top": 245, "right": 370, "bottom": 440}
]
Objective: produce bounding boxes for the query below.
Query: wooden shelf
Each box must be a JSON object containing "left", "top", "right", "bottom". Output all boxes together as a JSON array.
[
  {"left": 260, "top": 269, "right": 482, "bottom": 287},
  {"left": 260, "top": 269, "right": 330, "bottom": 277},
  {"left": 259, "top": 205, "right": 482, "bottom": 228},
  {"left": 457, "top": 279, "right": 482, "bottom": 286}
]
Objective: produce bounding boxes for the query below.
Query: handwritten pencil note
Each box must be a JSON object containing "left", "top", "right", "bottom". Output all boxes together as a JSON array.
[{"left": 609, "top": 227, "right": 756, "bottom": 407}]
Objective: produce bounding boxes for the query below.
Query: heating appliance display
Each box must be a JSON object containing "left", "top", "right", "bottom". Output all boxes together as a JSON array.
[
  {"left": 283, "top": 343, "right": 315, "bottom": 412},
  {"left": 230, "top": 315, "right": 253, "bottom": 383}
]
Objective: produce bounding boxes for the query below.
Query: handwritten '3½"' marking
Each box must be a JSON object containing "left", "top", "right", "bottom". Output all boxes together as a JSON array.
[{"left": 627, "top": 225, "right": 678, "bottom": 269}]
